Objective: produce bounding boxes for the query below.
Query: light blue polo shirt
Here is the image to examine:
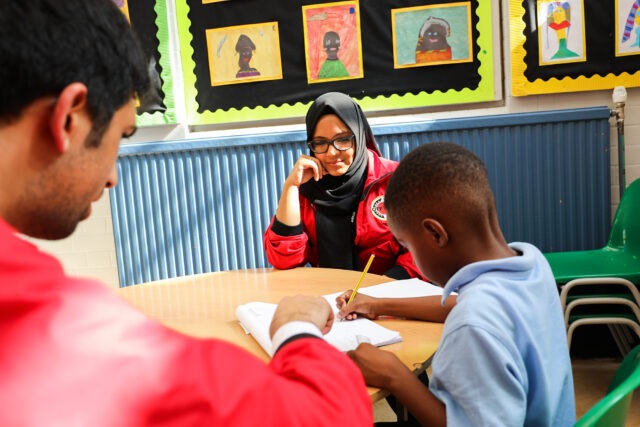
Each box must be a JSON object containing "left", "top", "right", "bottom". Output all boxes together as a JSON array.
[{"left": 429, "top": 242, "right": 575, "bottom": 426}]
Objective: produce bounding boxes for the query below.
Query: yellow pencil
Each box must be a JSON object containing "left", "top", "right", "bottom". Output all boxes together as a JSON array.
[{"left": 347, "top": 254, "right": 375, "bottom": 305}]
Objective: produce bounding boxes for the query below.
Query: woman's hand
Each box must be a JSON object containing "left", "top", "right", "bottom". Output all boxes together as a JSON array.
[
  {"left": 284, "top": 154, "right": 325, "bottom": 188},
  {"left": 336, "top": 291, "right": 380, "bottom": 320},
  {"left": 275, "top": 155, "right": 326, "bottom": 227}
]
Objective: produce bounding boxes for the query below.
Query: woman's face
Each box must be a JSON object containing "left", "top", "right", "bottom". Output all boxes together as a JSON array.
[{"left": 312, "top": 114, "right": 355, "bottom": 176}]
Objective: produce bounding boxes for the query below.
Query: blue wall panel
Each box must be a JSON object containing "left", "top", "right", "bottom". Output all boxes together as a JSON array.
[{"left": 111, "top": 107, "right": 612, "bottom": 287}]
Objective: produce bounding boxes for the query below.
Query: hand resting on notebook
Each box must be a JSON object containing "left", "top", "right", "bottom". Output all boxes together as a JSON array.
[{"left": 270, "top": 295, "right": 334, "bottom": 337}]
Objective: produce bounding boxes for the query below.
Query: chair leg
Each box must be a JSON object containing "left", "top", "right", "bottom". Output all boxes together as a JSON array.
[
  {"left": 567, "top": 325, "right": 574, "bottom": 352},
  {"left": 609, "top": 324, "right": 631, "bottom": 356},
  {"left": 567, "top": 319, "right": 640, "bottom": 357}
]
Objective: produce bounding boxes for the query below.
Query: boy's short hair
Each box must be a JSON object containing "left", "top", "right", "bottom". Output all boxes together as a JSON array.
[
  {"left": 0, "top": 0, "right": 149, "bottom": 144},
  {"left": 385, "top": 142, "right": 496, "bottom": 228}
]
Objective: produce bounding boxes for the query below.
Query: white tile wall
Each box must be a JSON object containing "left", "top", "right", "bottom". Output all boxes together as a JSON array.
[
  {"left": 31, "top": 192, "right": 120, "bottom": 288},
  {"left": 34, "top": 0, "right": 640, "bottom": 288}
]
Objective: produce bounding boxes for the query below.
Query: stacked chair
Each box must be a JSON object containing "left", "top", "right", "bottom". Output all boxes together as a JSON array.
[
  {"left": 560, "top": 278, "right": 640, "bottom": 356},
  {"left": 545, "top": 179, "right": 640, "bottom": 356}
]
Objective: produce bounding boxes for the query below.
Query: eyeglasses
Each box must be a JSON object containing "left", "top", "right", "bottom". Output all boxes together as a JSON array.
[{"left": 307, "top": 134, "right": 355, "bottom": 154}]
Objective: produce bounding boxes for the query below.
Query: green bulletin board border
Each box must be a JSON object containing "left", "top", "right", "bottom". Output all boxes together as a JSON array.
[
  {"left": 176, "top": 0, "right": 496, "bottom": 126},
  {"left": 136, "top": 0, "right": 177, "bottom": 126}
]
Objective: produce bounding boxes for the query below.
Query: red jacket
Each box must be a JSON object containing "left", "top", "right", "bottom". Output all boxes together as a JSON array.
[
  {"left": 0, "top": 219, "right": 373, "bottom": 426},
  {"left": 264, "top": 150, "right": 424, "bottom": 279}
]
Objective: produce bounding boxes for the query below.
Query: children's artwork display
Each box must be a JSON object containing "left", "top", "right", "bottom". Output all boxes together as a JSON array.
[
  {"left": 616, "top": 0, "right": 640, "bottom": 56},
  {"left": 510, "top": 0, "right": 640, "bottom": 96},
  {"left": 206, "top": 22, "right": 283, "bottom": 86},
  {"left": 116, "top": 0, "right": 130, "bottom": 21},
  {"left": 302, "top": 1, "right": 364, "bottom": 83},
  {"left": 537, "top": 0, "right": 586, "bottom": 66},
  {"left": 175, "top": 0, "right": 498, "bottom": 125},
  {"left": 391, "top": 2, "right": 473, "bottom": 68}
]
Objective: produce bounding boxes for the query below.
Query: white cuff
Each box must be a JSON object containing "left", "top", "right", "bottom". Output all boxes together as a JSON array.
[{"left": 271, "top": 321, "right": 323, "bottom": 353}]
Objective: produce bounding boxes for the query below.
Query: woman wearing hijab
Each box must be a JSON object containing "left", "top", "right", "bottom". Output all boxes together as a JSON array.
[{"left": 263, "top": 92, "right": 424, "bottom": 280}]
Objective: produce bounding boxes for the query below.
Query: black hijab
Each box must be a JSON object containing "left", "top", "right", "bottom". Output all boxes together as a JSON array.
[{"left": 300, "top": 92, "right": 381, "bottom": 270}]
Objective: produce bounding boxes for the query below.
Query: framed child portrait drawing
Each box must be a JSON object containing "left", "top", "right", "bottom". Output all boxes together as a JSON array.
[
  {"left": 537, "top": 0, "right": 586, "bottom": 66},
  {"left": 302, "top": 1, "right": 364, "bottom": 84},
  {"left": 391, "top": 2, "right": 473, "bottom": 68},
  {"left": 205, "top": 22, "right": 283, "bottom": 86},
  {"left": 616, "top": 0, "right": 640, "bottom": 56}
]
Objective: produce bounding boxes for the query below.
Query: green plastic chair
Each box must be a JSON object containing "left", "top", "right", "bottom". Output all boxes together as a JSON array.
[
  {"left": 544, "top": 178, "right": 640, "bottom": 286},
  {"left": 560, "top": 278, "right": 640, "bottom": 354},
  {"left": 574, "top": 345, "right": 640, "bottom": 427}
]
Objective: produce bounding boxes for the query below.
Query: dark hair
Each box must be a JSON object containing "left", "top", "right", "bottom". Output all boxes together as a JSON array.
[
  {"left": 385, "top": 142, "right": 495, "bottom": 227},
  {"left": 235, "top": 34, "right": 256, "bottom": 52},
  {"left": 0, "top": 0, "right": 149, "bottom": 145}
]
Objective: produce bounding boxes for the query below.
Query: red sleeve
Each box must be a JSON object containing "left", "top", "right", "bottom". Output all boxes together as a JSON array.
[
  {"left": 263, "top": 216, "right": 311, "bottom": 269},
  {"left": 0, "top": 225, "right": 371, "bottom": 426},
  {"left": 268, "top": 338, "right": 373, "bottom": 425},
  {"left": 144, "top": 334, "right": 373, "bottom": 426}
]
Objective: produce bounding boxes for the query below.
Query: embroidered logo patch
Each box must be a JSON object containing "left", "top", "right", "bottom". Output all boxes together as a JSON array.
[{"left": 370, "top": 195, "right": 387, "bottom": 221}]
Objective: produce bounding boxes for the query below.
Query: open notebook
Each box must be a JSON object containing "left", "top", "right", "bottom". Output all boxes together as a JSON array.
[{"left": 236, "top": 278, "right": 444, "bottom": 357}]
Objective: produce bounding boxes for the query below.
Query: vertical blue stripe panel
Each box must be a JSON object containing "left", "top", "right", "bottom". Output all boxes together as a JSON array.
[{"left": 110, "top": 107, "right": 611, "bottom": 286}]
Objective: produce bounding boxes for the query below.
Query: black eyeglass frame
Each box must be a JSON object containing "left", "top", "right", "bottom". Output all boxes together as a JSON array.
[{"left": 307, "top": 134, "right": 355, "bottom": 154}]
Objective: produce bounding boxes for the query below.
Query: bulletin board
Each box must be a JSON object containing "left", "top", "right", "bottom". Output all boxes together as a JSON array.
[
  {"left": 117, "top": 0, "right": 177, "bottom": 125},
  {"left": 510, "top": 0, "right": 640, "bottom": 96},
  {"left": 175, "top": 0, "right": 498, "bottom": 125}
]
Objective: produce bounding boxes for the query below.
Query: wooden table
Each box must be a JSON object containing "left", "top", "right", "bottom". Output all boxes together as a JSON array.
[{"left": 116, "top": 267, "right": 443, "bottom": 401}]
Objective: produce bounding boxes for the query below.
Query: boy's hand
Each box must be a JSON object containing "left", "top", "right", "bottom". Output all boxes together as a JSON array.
[
  {"left": 270, "top": 295, "right": 334, "bottom": 337},
  {"left": 336, "top": 291, "right": 379, "bottom": 320},
  {"left": 346, "top": 343, "right": 408, "bottom": 390}
]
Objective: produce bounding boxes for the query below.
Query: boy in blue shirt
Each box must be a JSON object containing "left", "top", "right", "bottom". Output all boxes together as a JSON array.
[{"left": 338, "top": 142, "right": 575, "bottom": 426}]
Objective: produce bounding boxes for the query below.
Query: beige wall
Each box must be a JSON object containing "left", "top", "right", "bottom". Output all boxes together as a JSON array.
[
  {"left": 31, "top": 193, "right": 120, "bottom": 288},
  {"left": 32, "top": 0, "right": 640, "bottom": 288}
]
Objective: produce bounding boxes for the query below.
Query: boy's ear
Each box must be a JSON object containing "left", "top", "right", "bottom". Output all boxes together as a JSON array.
[
  {"left": 422, "top": 218, "right": 449, "bottom": 248},
  {"left": 49, "top": 83, "right": 89, "bottom": 153}
]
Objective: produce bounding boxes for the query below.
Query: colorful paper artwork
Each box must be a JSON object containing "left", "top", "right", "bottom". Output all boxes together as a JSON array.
[
  {"left": 113, "top": 0, "right": 130, "bottom": 21},
  {"left": 391, "top": 2, "right": 473, "bottom": 68},
  {"left": 205, "top": 22, "right": 283, "bottom": 86},
  {"left": 302, "top": 1, "right": 364, "bottom": 84},
  {"left": 616, "top": 0, "right": 640, "bottom": 56},
  {"left": 537, "top": 0, "right": 586, "bottom": 66}
]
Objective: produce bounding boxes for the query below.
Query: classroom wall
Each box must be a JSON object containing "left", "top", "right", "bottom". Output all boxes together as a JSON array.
[{"left": 32, "top": 0, "right": 640, "bottom": 288}]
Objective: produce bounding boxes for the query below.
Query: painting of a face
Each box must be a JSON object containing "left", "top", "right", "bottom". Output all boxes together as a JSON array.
[
  {"left": 323, "top": 31, "right": 341, "bottom": 60},
  {"left": 552, "top": 4, "right": 567, "bottom": 23},
  {"left": 418, "top": 19, "right": 450, "bottom": 51},
  {"left": 302, "top": 1, "right": 364, "bottom": 83},
  {"left": 236, "top": 34, "right": 256, "bottom": 71},
  {"left": 206, "top": 21, "right": 281, "bottom": 86}
]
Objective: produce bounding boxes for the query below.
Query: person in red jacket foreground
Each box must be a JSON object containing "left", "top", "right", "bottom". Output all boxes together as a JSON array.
[
  {"left": 264, "top": 92, "right": 427, "bottom": 280},
  {"left": 0, "top": 1, "right": 372, "bottom": 425}
]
